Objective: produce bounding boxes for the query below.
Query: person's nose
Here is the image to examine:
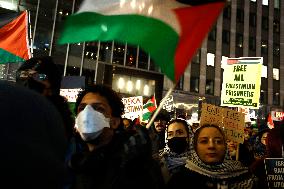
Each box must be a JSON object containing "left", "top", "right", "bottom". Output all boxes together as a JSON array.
[{"left": 208, "top": 139, "right": 215, "bottom": 148}]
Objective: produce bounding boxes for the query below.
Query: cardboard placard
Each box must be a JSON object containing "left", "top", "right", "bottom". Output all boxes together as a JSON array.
[{"left": 200, "top": 103, "right": 245, "bottom": 143}]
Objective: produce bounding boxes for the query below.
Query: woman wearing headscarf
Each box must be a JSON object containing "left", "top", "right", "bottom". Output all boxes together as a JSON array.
[
  {"left": 157, "top": 118, "right": 193, "bottom": 184},
  {"left": 167, "top": 124, "right": 258, "bottom": 189}
]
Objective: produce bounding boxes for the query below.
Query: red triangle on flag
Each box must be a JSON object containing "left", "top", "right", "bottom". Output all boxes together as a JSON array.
[{"left": 0, "top": 11, "right": 30, "bottom": 63}]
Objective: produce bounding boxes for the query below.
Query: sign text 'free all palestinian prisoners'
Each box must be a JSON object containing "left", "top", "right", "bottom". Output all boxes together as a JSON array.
[{"left": 221, "top": 57, "right": 262, "bottom": 109}]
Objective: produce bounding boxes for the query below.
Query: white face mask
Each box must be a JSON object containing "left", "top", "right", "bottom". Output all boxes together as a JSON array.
[{"left": 75, "top": 104, "right": 110, "bottom": 141}]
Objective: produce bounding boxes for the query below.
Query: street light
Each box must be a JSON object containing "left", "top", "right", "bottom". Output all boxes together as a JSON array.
[
  {"left": 126, "top": 80, "right": 133, "bottom": 92},
  {"left": 118, "top": 77, "right": 125, "bottom": 90},
  {"left": 136, "top": 80, "right": 141, "bottom": 90},
  {"left": 143, "top": 84, "right": 149, "bottom": 96}
]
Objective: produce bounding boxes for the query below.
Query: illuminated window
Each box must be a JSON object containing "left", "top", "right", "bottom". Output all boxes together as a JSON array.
[
  {"left": 251, "top": 0, "right": 268, "bottom": 5},
  {"left": 0, "top": 1, "right": 17, "bottom": 10},
  {"left": 274, "top": 0, "right": 279, "bottom": 9},
  {"left": 273, "top": 68, "right": 279, "bottom": 80},
  {"left": 221, "top": 56, "right": 228, "bottom": 69},
  {"left": 262, "top": 65, "right": 267, "bottom": 78},
  {"left": 207, "top": 53, "right": 215, "bottom": 67},
  {"left": 262, "top": 0, "right": 268, "bottom": 6}
]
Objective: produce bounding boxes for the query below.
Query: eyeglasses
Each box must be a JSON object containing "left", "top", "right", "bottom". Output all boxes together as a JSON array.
[{"left": 18, "top": 70, "right": 48, "bottom": 81}]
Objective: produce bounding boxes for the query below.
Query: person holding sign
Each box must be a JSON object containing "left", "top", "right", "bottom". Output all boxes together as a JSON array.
[{"left": 167, "top": 124, "right": 258, "bottom": 189}]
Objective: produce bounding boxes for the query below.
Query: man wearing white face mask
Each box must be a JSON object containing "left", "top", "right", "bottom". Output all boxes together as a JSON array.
[
  {"left": 75, "top": 104, "right": 111, "bottom": 141},
  {"left": 68, "top": 84, "right": 165, "bottom": 189}
]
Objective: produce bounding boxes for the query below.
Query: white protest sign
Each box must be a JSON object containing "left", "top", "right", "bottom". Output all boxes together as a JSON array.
[
  {"left": 221, "top": 57, "right": 262, "bottom": 109},
  {"left": 162, "top": 95, "right": 175, "bottom": 112},
  {"left": 60, "top": 88, "right": 83, "bottom": 102},
  {"left": 122, "top": 96, "right": 143, "bottom": 120}
]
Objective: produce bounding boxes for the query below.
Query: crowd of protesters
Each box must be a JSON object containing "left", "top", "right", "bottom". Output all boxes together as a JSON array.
[{"left": 3, "top": 55, "right": 283, "bottom": 189}]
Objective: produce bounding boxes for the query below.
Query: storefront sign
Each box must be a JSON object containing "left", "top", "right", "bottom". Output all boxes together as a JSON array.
[
  {"left": 122, "top": 96, "right": 143, "bottom": 120},
  {"left": 264, "top": 158, "right": 284, "bottom": 188},
  {"left": 271, "top": 111, "right": 284, "bottom": 121},
  {"left": 221, "top": 57, "right": 262, "bottom": 109},
  {"left": 200, "top": 103, "right": 245, "bottom": 143}
]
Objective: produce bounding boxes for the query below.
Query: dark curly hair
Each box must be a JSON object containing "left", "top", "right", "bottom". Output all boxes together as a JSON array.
[{"left": 75, "top": 84, "right": 124, "bottom": 118}]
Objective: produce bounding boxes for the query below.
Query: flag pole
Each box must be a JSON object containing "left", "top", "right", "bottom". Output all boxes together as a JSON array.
[
  {"left": 31, "top": 0, "right": 40, "bottom": 56},
  {"left": 49, "top": 0, "right": 59, "bottom": 56},
  {"left": 146, "top": 82, "right": 175, "bottom": 129},
  {"left": 63, "top": 0, "right": 76, "bottom": 76}
]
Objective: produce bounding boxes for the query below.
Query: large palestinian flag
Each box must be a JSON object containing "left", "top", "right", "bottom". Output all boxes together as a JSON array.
[
  {"left": 59, "top": 0, "right": 226, "bottom": 82},
  {"left": 0, "top": 10, "right": 30, "bottom": 64}
]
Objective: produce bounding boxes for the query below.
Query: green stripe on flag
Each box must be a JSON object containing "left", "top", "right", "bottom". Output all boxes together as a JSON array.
[
  {"left": 142, "top": 112, "right": 152, "bottom": 121},
  {"left": 59, "top": 12, "right": 178, "bottom": 81},
  {"left": 0, "top": 48, "right": 25, "bottom": 64},
  {"left": 143, "top": 102, "right": 155, "bottom": 109}
]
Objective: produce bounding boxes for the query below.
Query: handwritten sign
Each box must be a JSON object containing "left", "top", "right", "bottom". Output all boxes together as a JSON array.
[
  {"left": 60, "top": 88, "right": 83, "bottom": 102},
  {"left": 222, "top": 108, "right": 245, "bottom": 143},
  {"left": 122, "top": 96, "right": 143, "bottom": 120},
  {"left": 265, "top": 158, "right": 284, "bottom": 188},
  {"left": 200, "top": 103, "right": 245, "bottom": 143},
  {"left": 162, "top": 95, "right": 175, "bottom": 112},
  {"left": 200, "top": 103, "right": 223, "bottom": 127},
  {"left": 221, "top": 57, "right": 262, "bottom": 109}
]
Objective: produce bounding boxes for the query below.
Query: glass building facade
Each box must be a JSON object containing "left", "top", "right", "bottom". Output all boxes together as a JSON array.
[{"left": 0, "top": 0, "right": 283, "bottom": 120}]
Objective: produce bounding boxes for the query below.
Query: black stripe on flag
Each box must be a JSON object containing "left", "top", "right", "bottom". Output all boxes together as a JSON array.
[{"left": 0, "top": 7, "right": 19, "bottom": 28}]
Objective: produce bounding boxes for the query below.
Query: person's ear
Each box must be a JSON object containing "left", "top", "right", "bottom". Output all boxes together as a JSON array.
[{"left": 110, "top": 117, "right": 121, "bottom": 130}]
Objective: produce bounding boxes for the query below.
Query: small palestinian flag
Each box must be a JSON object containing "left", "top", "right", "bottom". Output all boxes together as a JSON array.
[
  {"left": 0, "top": 10, "right": 30, "bottom": 64},
  {"left": 142, "top": 96, "right": 157, "bottom": 122}
]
